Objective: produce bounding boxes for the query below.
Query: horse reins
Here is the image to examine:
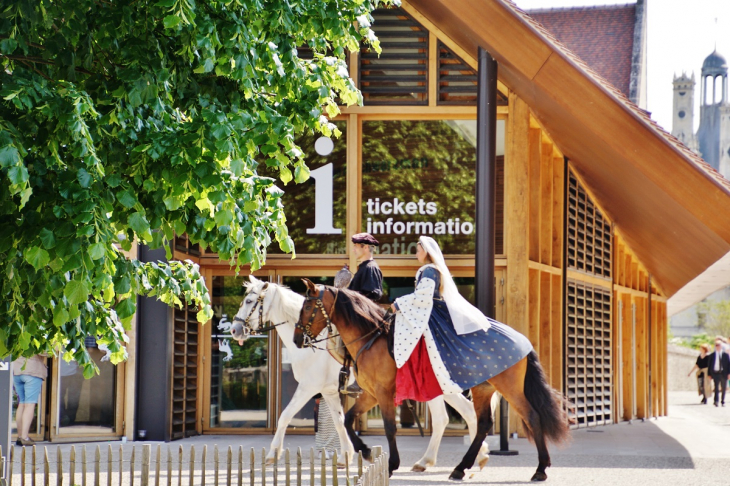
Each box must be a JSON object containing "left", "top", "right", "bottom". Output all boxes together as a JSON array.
[{"left": 231, "top": 282, "right": 287, "bottom": 336}]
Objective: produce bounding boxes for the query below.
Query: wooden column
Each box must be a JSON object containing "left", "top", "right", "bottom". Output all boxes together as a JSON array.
[{"left": 505, "top": 93, "right": 530, "bottom": 436}]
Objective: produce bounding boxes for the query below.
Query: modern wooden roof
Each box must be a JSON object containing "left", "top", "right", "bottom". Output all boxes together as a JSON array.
[{"left": 405, "top": 0, "right": 730, "bottom": 296}]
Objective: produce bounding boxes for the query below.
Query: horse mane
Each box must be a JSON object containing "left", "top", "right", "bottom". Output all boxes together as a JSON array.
[{"left": 331, "top": 287, "right": 389, "bottom": 333}]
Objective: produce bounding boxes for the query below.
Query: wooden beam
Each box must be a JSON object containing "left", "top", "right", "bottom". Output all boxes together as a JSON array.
[
  {"left": 347, "top": 114, "right": 360, "bottom": 272},
  {"left": 428, "top": 32, "right": 438, "bottom": 107},
  {"left": 552, "top": 155, "right": 565, "bottom": 269},
  {"left": 539, "top": 271, "right": 552, "bottom": 377},
  {"left": 566, "top": 269, "right": 612, "bottom": 289},
  {"left": 505, "top": 93, "right": 531, "bottom": 438},
  {"left": 540, "top": 137, "right": 553, "bottom": 265},
  {"left": 528, "top": 260, "right": 562, "bottom": 275},
  {"left": 528, "top": 127, "right": 542, "bottom": 262},
  {"left": 620, "top": 293, "right": 633, "bottom": 421},
  {"left": 505, "top": 93, "right": 531, "bottom": 339},
  {"left": 529, "top": 268, "right": 540, "bottom": 348},
  {"left": 634, "top": 296, "right": 648, "bottom": 419},
  {"left": 551, "top": 274, "right": 563, "bottom": 391}
]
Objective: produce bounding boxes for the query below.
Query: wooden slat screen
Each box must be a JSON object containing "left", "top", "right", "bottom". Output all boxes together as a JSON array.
[
  {"left": 437, "top": 41, "right": 508, "bottom": 106},
  {"left": 171, "top": 303, "right": 199, "bottom": 439},
  {"left": 566, "top": 172, "right": 611, "bottom": 277},
  {"left": 359, "top": 8, "right": 428, "bottom": 105},
  {"left": 566, "top": 280, "right": 612, "bottom": 428},
  {"left": 173, "top": 234, "right": 200, "bottom": 257}
]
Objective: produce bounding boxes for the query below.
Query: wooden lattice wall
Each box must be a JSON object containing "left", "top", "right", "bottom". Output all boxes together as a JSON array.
[
  {"left": 564, "top": 170, "right": 614, "bottom": 428},
  {"left": 171, "top": 303, "right": 200, "bottom": 439}
]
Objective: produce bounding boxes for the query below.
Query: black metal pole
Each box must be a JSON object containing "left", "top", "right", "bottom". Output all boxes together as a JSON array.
[{"left": 475, "top": 47, "right": 517, "bottom": 456}]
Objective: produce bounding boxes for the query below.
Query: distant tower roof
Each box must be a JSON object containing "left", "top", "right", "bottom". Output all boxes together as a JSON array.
[{"left": 701, "top": 50, "right": 727, "bottom": 75}]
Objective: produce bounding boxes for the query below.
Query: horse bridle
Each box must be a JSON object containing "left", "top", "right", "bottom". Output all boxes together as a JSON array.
[
  {"left": 295, "top": 286, "right": 339, "bottom": 347},
  {"left": 232, "top": 282, "right": 286, "bottom": 337}
]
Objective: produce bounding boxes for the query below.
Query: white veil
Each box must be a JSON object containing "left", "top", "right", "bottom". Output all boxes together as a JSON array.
[{"left": 418, "top": 236, "right": 491, "bottom": 335}]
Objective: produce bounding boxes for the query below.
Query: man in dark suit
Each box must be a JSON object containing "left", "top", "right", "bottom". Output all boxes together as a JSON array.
[{"left": 708, "top": 339, "right": 730, "bottom": 407}]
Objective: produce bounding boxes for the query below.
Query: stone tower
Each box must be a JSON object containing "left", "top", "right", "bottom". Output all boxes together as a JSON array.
[
  {"left": 671, "top": 72, "right": 698, "bottom": 152},
  {"left": 696, "top": 50, "right": 730, "bottom": 177}
]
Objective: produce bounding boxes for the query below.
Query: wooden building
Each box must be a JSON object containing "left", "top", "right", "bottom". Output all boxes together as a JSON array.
[{"left": 121, "top": 0, "right": 730, "bottom": 442}]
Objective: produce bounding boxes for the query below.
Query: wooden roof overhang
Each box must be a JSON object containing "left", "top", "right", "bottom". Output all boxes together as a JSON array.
[{"left": 405, "top": 0, "right": 730, "bottom": 297}]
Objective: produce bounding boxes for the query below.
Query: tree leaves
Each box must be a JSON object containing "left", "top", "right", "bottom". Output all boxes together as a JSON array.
[
  {"left": 25, "top": 246, "right": 50, "bottom": 271},
  {"left": 0, "top": 0, "right": 394, "bottom": 376},
  {"left": 0, "top": 145, "right": 20, "bottom": 167},
  {"left": 64, "top": 280, "right": 90, "bottom": 306}
]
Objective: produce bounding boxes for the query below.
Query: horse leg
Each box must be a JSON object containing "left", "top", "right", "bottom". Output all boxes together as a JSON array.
[
  {"left": 267, "top": 384, "right": 317, "bottom": 463},
  {"left": 344, "top": 391, "right": 378, "bottom": 461},
  {"left": 375, "top": 390, "right": 401, "bottom": 476},
  {"left": 448, "top": 383, "right": 496, "bottom": 481},
  {"left": 412, "top": 395, "right": 448, "bottom": 471},
  {"left": 321, "top": 392, "right": 355, "bottom": 466},
  {"left": 490, "top": 356, "right": 555, "bottom": 482},
  {"left": 444, "top": 392, "right": 491, "bottom": 470}
]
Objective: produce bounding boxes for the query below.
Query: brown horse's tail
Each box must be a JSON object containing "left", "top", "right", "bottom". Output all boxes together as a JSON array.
[{"left": 523, "top": 351, "right": 571, "bottom": 445}]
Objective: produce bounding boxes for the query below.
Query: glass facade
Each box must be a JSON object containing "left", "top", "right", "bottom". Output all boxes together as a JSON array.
[
  {"left": 361, "top": 120, "right": 478, "bottom": 255},
  {"left": 266, "top": 121, "right": 348, "bottom": 255}
]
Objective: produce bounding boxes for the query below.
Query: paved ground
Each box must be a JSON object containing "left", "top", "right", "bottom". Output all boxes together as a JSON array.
[{"left": 5, "top": 391, "right": 730, "bottom": 485}]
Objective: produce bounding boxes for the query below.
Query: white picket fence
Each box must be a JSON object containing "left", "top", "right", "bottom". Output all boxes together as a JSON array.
[{"left": 0, "top": 444, "right": 388, "bottom": 486}]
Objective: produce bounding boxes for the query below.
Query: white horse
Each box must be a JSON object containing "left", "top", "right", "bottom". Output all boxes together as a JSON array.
[{"left": 230, "top": 275, "right": 490, "bottom": 471}]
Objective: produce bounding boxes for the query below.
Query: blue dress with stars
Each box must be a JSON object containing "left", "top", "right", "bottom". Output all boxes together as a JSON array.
[{"left": 394, "top": 265, "right": 533, "bottom": 395}]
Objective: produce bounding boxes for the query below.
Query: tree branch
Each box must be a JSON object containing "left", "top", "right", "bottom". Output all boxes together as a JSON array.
[
  {"left": 17, "top": 59, "right": 52, "bottom": 81},
  {"left": 1, "top": 54, "right": 109, "bottom": 78}
]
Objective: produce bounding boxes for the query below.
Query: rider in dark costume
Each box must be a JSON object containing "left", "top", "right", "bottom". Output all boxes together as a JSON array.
[{"left": 343, "top": 233, "right": 383, "bottom": 395}]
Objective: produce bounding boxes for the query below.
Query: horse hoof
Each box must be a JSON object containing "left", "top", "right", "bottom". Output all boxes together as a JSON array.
[
  {"left": 411, "top": 464, "right": 426, "bottom": 472},
  {"left": 478, "top": 456, "right": 489, "bottom": 470},
  {"left": 449, "top": 470, "right": 465, "bottom": 481},
  {"left": 531, "top": 471, "right": 548, "bottom": 481},
  {"left": 362, "top": 449, "right": 372, "bottom": 462}
]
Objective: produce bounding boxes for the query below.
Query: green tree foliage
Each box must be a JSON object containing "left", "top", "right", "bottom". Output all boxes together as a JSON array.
[
  {"left": 0, "top": 0, "right": 396, "bottom": 375},
  {"left": 697, "top": 299, "right": 730, "bottom": 342}
]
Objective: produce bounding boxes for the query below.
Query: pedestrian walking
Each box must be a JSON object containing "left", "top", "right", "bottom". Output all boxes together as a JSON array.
[
  {"left": 12, "top": 354, "right": 47, "bottom": 446},
  {"left": 707, "top": 339, "right": 730, "bottom": 407},
  {"left": 687, "top": 343, "right": 711, "bottom": 404}
]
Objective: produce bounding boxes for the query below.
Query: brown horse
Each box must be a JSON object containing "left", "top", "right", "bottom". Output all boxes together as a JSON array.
[{"left": 293, "top": 279, "right": 570, "bottom": 481}]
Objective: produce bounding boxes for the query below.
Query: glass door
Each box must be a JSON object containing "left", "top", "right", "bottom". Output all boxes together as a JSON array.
[
  {"left": 277, "top": 274, "right": 337, "bottom": 432},
  {"left": 207, "top": 274, "right": 273, "bottom": 430},
  {"left": 201, "top": 268, "right": 343, "bottom": 435}
]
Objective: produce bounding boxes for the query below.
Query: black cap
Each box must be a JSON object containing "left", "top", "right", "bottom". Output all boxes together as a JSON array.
[{"left": 351, "top": 233, "right": 379, "bottom": 246}]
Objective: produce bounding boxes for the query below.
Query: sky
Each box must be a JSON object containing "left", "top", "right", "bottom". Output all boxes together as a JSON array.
[{"left": 513, "top": 0, "right": 730, "bottom": 133}]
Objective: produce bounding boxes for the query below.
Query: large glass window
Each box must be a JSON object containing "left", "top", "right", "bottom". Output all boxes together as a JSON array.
[
  {"left": 58, "top": 345, "right": 116, "bottom": 431},
  {"left": 361, "top": 120, "right": 478, "bottom": 255},
  {"left": 266, "top": 121, "right": 347, "bottom": 255}
]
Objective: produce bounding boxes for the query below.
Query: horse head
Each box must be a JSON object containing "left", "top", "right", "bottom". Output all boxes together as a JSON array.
[
  {"left": 293, "top": 278, "right": 336, "bottom": 349},
  {"left": 231, "top": 275, "right": 271, "bottom": 345}
]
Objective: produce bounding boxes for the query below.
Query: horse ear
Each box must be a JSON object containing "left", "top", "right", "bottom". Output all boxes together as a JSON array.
[
  {"left": 301, "top": 278, "right": 316, "bottom": 294},
  {"left": 248, "top": 275, "right": 258, "bottom": 283}
]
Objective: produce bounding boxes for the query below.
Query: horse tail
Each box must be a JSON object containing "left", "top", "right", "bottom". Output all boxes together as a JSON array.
[{"left": 522, "top": 350, "right": 571, "bottom": 445}]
